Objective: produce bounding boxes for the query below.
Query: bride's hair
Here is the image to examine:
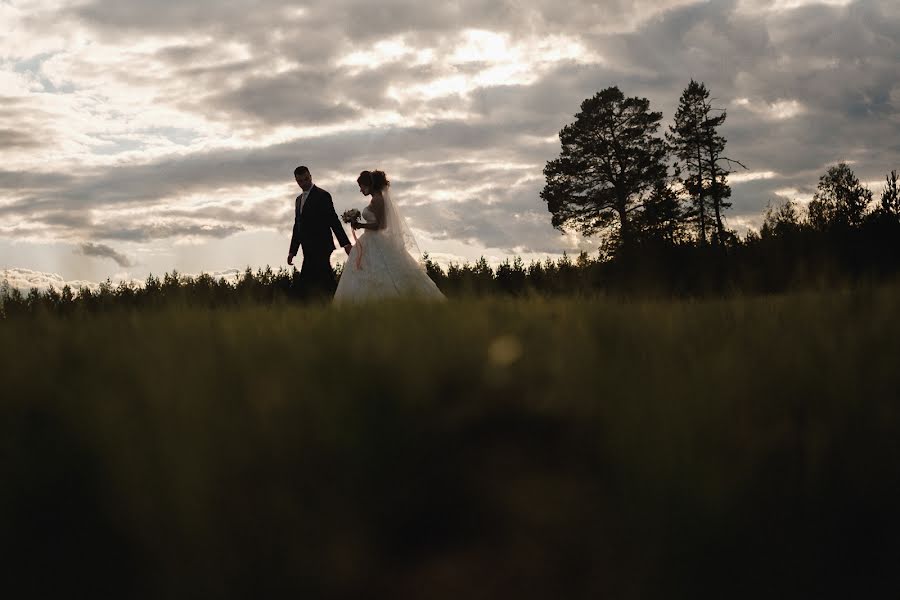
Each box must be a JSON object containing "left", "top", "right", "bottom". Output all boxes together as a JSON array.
[{"left": 357, "top": 170, "right": 390, "bottom": 192}]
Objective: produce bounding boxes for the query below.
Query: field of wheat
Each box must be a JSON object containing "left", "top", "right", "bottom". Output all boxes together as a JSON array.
[{"left": 2, "top": 287, "right": 899, "bottom": 598}]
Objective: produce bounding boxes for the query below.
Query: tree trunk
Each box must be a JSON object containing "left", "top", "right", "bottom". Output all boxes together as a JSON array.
[
  {"left": 696, "top": 146, "right": 707, "bottom": 246},
  {"left": 707, "top": 146, "right": 725, "bottom": 247},
  {"left": 710, "top": 167, "right": 723, "bottom": 247},
  {"left": 617, "top": 195, "right": 631, "bottom": 252}
]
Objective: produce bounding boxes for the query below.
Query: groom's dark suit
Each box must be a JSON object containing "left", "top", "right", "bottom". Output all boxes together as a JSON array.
[{"left": 289, "top": 185, "right": 351, "bottom": 299}]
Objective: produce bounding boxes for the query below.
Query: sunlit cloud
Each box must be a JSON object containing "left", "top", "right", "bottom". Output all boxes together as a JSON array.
[
  {"left": 0, "top": 267, "right": 101, "bottom": 293},
  {"left": 773, "top": 187, "right": 815, "bottom": 204},
  {"left": 338, "top": 37, "right": 432, "bottom": 69},
  {"left": 733, "top": 97, "right": 806, "bottom": 120},
  {"left": 385, "top": 30, "right": 601, "bottom": 102},
  {"left": 730, "top": 171, "right": 778, "bottom": 183},
  {"left": 1, "top": 0, "right": 898, "bottom": 284},
  {"left": 736, "top": 0, "right": 853, "bottom": 14},
  {"left": 771, "top": 0, "right": 853, "bottom": 8}
]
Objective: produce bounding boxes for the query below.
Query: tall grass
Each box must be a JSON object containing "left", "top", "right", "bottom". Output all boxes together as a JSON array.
[{"left": 1, "top": 288, "right": 899, "bottom": 598}]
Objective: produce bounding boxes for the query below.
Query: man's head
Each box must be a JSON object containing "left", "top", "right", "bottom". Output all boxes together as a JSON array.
[{"left": 294, "top": 165, "right": 312, "bottom": 191}]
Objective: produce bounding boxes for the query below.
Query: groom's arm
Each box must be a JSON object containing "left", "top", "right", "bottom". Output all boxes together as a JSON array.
[
  {"left": 288, "top": 196, "right": 301, "bottom": 263},
  {"left": 324, "top": 191, "right": 352, "bottom": 249}
]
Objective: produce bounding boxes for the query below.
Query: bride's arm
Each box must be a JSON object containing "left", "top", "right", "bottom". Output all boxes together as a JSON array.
[{"left": 351, "top": 198, "right": 386, "bottom": 230}]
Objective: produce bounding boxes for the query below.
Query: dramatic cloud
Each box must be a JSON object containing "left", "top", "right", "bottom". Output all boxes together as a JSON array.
[
  {"left": 78, "top": 242, "right": 133, "bottom": 267},
  {"left": 0, "top": 267, "right": 100, "bottom": 293},
  {"left": 1, "top": 0, "right": 898, "bottom": 283},
  {"left": 0, "top": 266, "right": 245, "bottom": 295}
]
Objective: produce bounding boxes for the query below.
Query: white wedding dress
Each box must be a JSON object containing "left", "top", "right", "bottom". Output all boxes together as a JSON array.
[{"left": 334, "top": 191, "right": 445, "bottom": 303}]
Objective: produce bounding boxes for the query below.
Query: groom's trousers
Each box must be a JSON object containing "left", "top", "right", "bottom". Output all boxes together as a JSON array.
[{"left": 299, "top": 250, "right": 337, "bottom": 300}]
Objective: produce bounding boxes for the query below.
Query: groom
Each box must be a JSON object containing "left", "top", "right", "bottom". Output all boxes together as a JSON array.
[{"left": 287, "top": 165, "right": 351, "bottom": 299}]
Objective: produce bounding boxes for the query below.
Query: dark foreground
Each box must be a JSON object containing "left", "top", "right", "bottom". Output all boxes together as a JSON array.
[{"left": 1, "top": 289, "right": 899, "bottom": 598}]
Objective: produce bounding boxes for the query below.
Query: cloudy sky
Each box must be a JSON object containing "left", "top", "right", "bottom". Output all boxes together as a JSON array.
[{"left": 2, "top": 0, "right": 898, "bottom": 290}]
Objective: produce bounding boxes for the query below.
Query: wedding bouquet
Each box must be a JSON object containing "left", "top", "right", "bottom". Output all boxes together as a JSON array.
[{"left": 341, "top": 208, "right": 360, "bottom": 224}]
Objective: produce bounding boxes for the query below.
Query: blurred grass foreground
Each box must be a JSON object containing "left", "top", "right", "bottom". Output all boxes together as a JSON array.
[{"left": 2, "top": 287, "right": 899, "bottom": 598}]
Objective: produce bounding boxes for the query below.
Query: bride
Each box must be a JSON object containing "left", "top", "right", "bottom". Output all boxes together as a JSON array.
[{"left": 334, "top": 170, "right": 445, "bottom": 302}]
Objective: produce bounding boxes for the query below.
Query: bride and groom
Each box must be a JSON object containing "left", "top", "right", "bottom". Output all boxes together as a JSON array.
[{"left": 287, "top": 165, "right": 444, "bottom": 302}]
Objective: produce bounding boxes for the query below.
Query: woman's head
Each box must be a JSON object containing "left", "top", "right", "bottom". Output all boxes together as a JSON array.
[{"left": 357, "top": 170, "right": 390, "bottom": 195}]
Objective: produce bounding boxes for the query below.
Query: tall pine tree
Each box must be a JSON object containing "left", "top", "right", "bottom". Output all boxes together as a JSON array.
[
  {"left": 667, "top": 80, "right": 743, "bottom": 246},
  {"left": 541, "top": 86, "right": 668, "bottom": 254}
]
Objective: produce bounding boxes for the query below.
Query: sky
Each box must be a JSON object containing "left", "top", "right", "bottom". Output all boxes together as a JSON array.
[{"left": 2, "top": 0, "right": 899, "bottom": 291}]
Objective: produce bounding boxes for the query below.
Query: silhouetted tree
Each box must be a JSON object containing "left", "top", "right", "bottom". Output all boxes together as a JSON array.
[
  {"left": 808, "top": 163, "right": 872, "bottom": 231},
  {"left": 668, "top": 81, "right": 709, "bottom": 245},
  {"left": 760, "top": 199, "right": 803, "bottom": 239},
  {"left": 422, "top": 253, "right": 447, "bottom": 291},
  {"left": 635, "top": 179, "right": 688, "bottom": 246},
  {"left": 667, "top": 80, "right": 744, "bottom": 246},
  {"left": 542, "top": 86, "right": 668, "bottom": 254},
  {"left": 0, "top": 276, "right": 9, "bottom": 309},
  {"left": 495, "top": 257, "right": 527, "bottom": 295},
  {"left": 443, "top": 256, "right": 495, "bottom": 296},
  {"left": 879, "top": 169, "right": 900, "bottom": 218}
]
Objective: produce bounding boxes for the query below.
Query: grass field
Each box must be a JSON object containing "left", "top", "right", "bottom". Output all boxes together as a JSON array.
[{"left": 2, "top": 287, "right": 899, "bottom": 598}]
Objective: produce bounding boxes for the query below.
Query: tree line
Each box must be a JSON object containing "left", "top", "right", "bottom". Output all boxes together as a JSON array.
[
  {"left": 2, "top": 193, "right": 899, "bottom": 319},
  {"left": 2, "top": 80, "right": 899, "bottom": 317},
  {"left": 0, "top": 256, "right": 608, "bottom": 317}
]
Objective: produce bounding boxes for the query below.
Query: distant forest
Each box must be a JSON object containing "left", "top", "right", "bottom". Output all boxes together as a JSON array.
[
  {"left": 2, "top": 203, "right": 898, "bottom": 317},
  {"left": 2, "top": 80, "right": 899, "bottom": 317}
]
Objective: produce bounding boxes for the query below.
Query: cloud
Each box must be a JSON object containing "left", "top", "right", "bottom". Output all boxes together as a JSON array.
[
  {"left": 0, "top": 128, "right": 43, "bottom": 149},
  {"left": 204, "top": 69, "right": 363, "bottom": 127},
  {"left": 0, "top": 268, "right": 99, "bottom": 293},
  {"left": 0, "top": 266, "right": 252, "bottom": 296},
  {"left": 2, "top": 0, "right": 899, "bottom": 280},
  {"left": 95, "top": 222, "right": 247, "bottom": 243},
  {"left": 79, "top": 242, "right": 134, "bottom": 267}
]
